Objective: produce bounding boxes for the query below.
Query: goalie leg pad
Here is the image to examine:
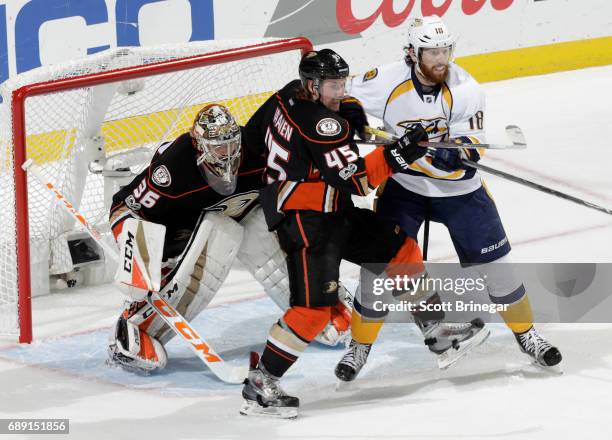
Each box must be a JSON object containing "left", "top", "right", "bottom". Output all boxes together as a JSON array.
[
  {"left": 237, "top": 207, "right": 290, "bottom": 310},
  {"left": 114, "top": 218, "right": 166, "bottom": 300},
  {"left": 107, "top": 306, "right": 168, "bottom": 373},
  {"left": 146, "top": 212, "right": 244, "bottom": 344}
]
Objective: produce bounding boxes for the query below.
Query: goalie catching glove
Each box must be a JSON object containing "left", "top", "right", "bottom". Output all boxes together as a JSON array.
[{"left": 383, "top": 125, "right": 428, "bottom": 173}]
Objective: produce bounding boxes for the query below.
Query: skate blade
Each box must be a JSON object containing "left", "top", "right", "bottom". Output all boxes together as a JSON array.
[
  {"left": 239, "top": 399, "right": 298, "bottom": 419},
  {"left": 437, "top": 327, "right": 491, "bottom": 370},
  {"left": 335, "top": 379, "right": 357, "bottom": 392},
  {"left": 528, "top": 358, "right": 564, "bottom": 375}
]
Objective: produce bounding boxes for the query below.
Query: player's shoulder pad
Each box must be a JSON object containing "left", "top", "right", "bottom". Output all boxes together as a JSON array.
[
  {"left": 286, "top": 99, "right": 351, "bottom": 144},
  {"left": 350, "top": 60, "right": 409, "bottom": 90},
  {"left": 446, "top": 62, "right": 485, "bottom": 121},
  {"left": 147, "top": 132, "right": 198, "bottom": 192}
]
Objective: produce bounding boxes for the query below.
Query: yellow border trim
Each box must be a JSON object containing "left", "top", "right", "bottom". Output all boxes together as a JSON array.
[
  {"left": 455, "top": 36, "right": 612, "bottom": 83},
  {"left": 22, "top": 91, "right": 273, "bottom": 164}
]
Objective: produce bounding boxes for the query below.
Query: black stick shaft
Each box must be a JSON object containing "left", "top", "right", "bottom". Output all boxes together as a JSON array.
[
  {"left": 423, "top": 219, "right": 430, "bottom": 261},
  {"left": 462, "top": 159, "right": 612, "bottom": 216}
]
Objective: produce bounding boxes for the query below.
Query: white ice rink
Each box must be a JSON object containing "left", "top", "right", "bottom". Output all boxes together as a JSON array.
[{"left": 1, "top": 65, "right": 611, "bottom": 440}]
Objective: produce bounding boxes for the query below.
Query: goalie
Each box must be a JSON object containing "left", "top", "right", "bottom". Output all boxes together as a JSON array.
[{"left": 106, "top": 104, "right": 352, "bottom": 373}]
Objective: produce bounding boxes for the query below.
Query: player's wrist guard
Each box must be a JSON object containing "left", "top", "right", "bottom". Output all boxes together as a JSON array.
[
  {"left": 432, "top": 137, "right": 481, "bottom": 172},
  {"left": 383, "top": 125, "right": 428, "bottom": 173},
  {"left": 339, "top": 97, "right": 368, "bottom": 140}
]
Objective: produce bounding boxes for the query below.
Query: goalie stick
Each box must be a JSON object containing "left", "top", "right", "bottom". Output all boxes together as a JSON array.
[
  {"left": 362, "top": 125, "right": 527, "bottom": 150},
  {"left": 22, "top": 159, "right": 248, "bottom": 384},
  {"left": 364, "top": 127, "right": 612, "bottom": 216}
]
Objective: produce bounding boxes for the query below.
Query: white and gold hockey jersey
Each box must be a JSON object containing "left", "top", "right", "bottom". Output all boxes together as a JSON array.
[{"left": 348, "top": 61, "right": 485, "bottom": 197}]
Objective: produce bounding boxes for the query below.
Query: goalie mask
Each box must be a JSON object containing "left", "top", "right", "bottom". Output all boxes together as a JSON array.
[{"left": 191, "top": 104, "right": 242, "bottom": 194}]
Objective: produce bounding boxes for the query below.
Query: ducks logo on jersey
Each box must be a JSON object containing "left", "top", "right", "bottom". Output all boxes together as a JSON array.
[{"left": 316, "top": 118, "right": 342, "bottom": 136}]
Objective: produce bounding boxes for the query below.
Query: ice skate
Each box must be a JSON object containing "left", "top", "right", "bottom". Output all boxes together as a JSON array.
[
  {"left": 420, "top": 318, "right": 490, "bottom": 369},
  {"left": 514, "top": 326, "right": 562, "bottom": 369},
  {"left": 240, "top": 352, "right": 299, "bottom": 419},
  {"left": 106, "top": 315, "right": 167, "bottom": 374},
  {"left": 335, "top": 339, "right": 372, "bottom": 382}
]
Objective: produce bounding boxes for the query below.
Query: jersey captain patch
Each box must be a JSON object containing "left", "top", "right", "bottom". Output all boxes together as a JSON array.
[
  {"left": 316, "top": 118, "right": 341, "bottom": 136},
  {"left": 152, "top": 165, "right": 171, "bottom": 187},
  {"left": 362, "top": 68, "right": 378, "bottom": 82}
]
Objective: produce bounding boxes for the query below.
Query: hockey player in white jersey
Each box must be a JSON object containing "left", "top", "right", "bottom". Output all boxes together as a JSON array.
[
  {"left": 106, "top": 104, "right": 351, "bottom": 374},
  {"left": 336, "top": 16, "right": 561, "bottom": 378}
]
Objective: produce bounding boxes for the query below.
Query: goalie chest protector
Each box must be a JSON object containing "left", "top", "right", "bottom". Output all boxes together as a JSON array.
[{"left": 111, "top": 132, "right": 265, "bottom": 233}]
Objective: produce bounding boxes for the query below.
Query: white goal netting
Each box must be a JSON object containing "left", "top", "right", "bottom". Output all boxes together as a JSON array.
[{"left": 0, "top": 38, "right": 309, "bottom": 341}]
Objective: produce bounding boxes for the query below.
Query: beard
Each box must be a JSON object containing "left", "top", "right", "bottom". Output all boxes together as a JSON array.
[{"left": 419, "top": 62, "right": 449, "bottom": 85}]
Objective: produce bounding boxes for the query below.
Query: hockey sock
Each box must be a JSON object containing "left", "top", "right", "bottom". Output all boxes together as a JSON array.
[
  {"left": 351, "top": 305, "right": 384, "bottom": 345},
  {"left": 261, "top": 321, "right": 306, "bottom": 378},
  {"left": 261, "top": 307, "right": 330, "bottom": 377},
  {"left": 498, "top": 294, "right": 533, "bottom": 334}
]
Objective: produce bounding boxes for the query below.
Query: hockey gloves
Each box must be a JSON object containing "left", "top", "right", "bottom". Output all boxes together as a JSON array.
[
  {"left": 383, "top": 125, "right": 428, "bottom": 173},
  {"left": 339, "top": 97, "right": 368, "bottom": 140},
  {"left": 431, "top": 148, "right": 463, "bottom": 172},
  {"left": 431, "top": 137, "right": 482, "bottom": 172}
]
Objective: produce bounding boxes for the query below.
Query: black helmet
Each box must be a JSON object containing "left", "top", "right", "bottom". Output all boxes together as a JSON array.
[{"left": 298, "top": 49, "right": 349, "bottom": 89}]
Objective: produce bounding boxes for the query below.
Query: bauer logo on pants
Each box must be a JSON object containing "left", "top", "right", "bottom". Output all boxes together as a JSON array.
[{"left": 152, "top": 165, "right": 172, "bottom": 187}]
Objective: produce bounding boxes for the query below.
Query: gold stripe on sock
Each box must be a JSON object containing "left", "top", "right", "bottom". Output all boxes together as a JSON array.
[
  {"left": 351, "top": 309, "right": 384, "bottom": 345},
  {"left": 269, "top": 323, "right": 308, "bottom": 356},
  {"left": 499, "top": 295, "right": 534, "bottom": 334}
]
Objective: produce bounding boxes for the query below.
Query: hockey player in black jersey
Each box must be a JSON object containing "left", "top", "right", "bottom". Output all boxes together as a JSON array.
[
  {"left": 238, "top": 49, "right": 487, "bottom": 419},
  {"left": 110, "top": 104, "right": 262, "bottom": 240},
  {"left": 106, "top": 104, "right": 350, "bottom": 374}
]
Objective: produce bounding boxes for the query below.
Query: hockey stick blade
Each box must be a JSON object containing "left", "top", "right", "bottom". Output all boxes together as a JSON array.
[
  {"left": 146, "top": 291, "right": 247, "bottom": 384},
  {"left": 505, "top": 125, "right": 527, "bottom": 147}
]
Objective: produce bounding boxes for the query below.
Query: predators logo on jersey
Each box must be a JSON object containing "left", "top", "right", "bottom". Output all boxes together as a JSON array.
[
  {"left": 362, "top": 68, "right": 378, "bottom": 82},
  {"left": 398, "top": 118, "right": 448, "bottom": 140}
]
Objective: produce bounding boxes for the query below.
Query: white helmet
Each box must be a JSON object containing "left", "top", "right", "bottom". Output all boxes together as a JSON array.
[
  {"left": 191, "top": 104, "right": 241, "bottom": 189},
  {"left": 405, "top": 15, "right": 455, "bottom": 63}
]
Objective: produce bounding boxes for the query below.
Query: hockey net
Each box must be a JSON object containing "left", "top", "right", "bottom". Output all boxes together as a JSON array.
[{"left": 0, "top": 38, "right": 312, "bottom": 343}]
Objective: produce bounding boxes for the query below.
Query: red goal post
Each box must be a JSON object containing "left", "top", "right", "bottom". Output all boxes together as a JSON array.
[{"left": 0, "top": 37, "right": 313, "bottom": 343}]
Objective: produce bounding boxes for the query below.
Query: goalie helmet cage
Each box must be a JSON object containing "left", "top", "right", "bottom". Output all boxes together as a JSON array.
[{"left": 0, "top": 37, "right": 313, "bottom": 343}]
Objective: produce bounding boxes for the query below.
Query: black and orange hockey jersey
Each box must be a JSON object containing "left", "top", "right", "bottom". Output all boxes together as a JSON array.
[
  {"left": 245, "top": 80, "right": 392, "bottom": 229},
  {"left": 110, "top": 131, "right": 265, "bottom": 237}
]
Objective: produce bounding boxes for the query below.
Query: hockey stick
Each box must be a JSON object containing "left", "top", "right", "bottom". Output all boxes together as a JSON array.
[
  {"left": 363, "top": 125, "right": 527, "bottom": 150},
  {"left": 22, "top": 159, "right": 247, "bottom": 383},
  {"left": 461, "top": 159, "right": 612, "bottom": 216},
  {"left": 364, "top": 127, "right": 612, "bottom": 216},
  {"left": 422, "top": 219, "right": 430, "bottom": 261}
]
